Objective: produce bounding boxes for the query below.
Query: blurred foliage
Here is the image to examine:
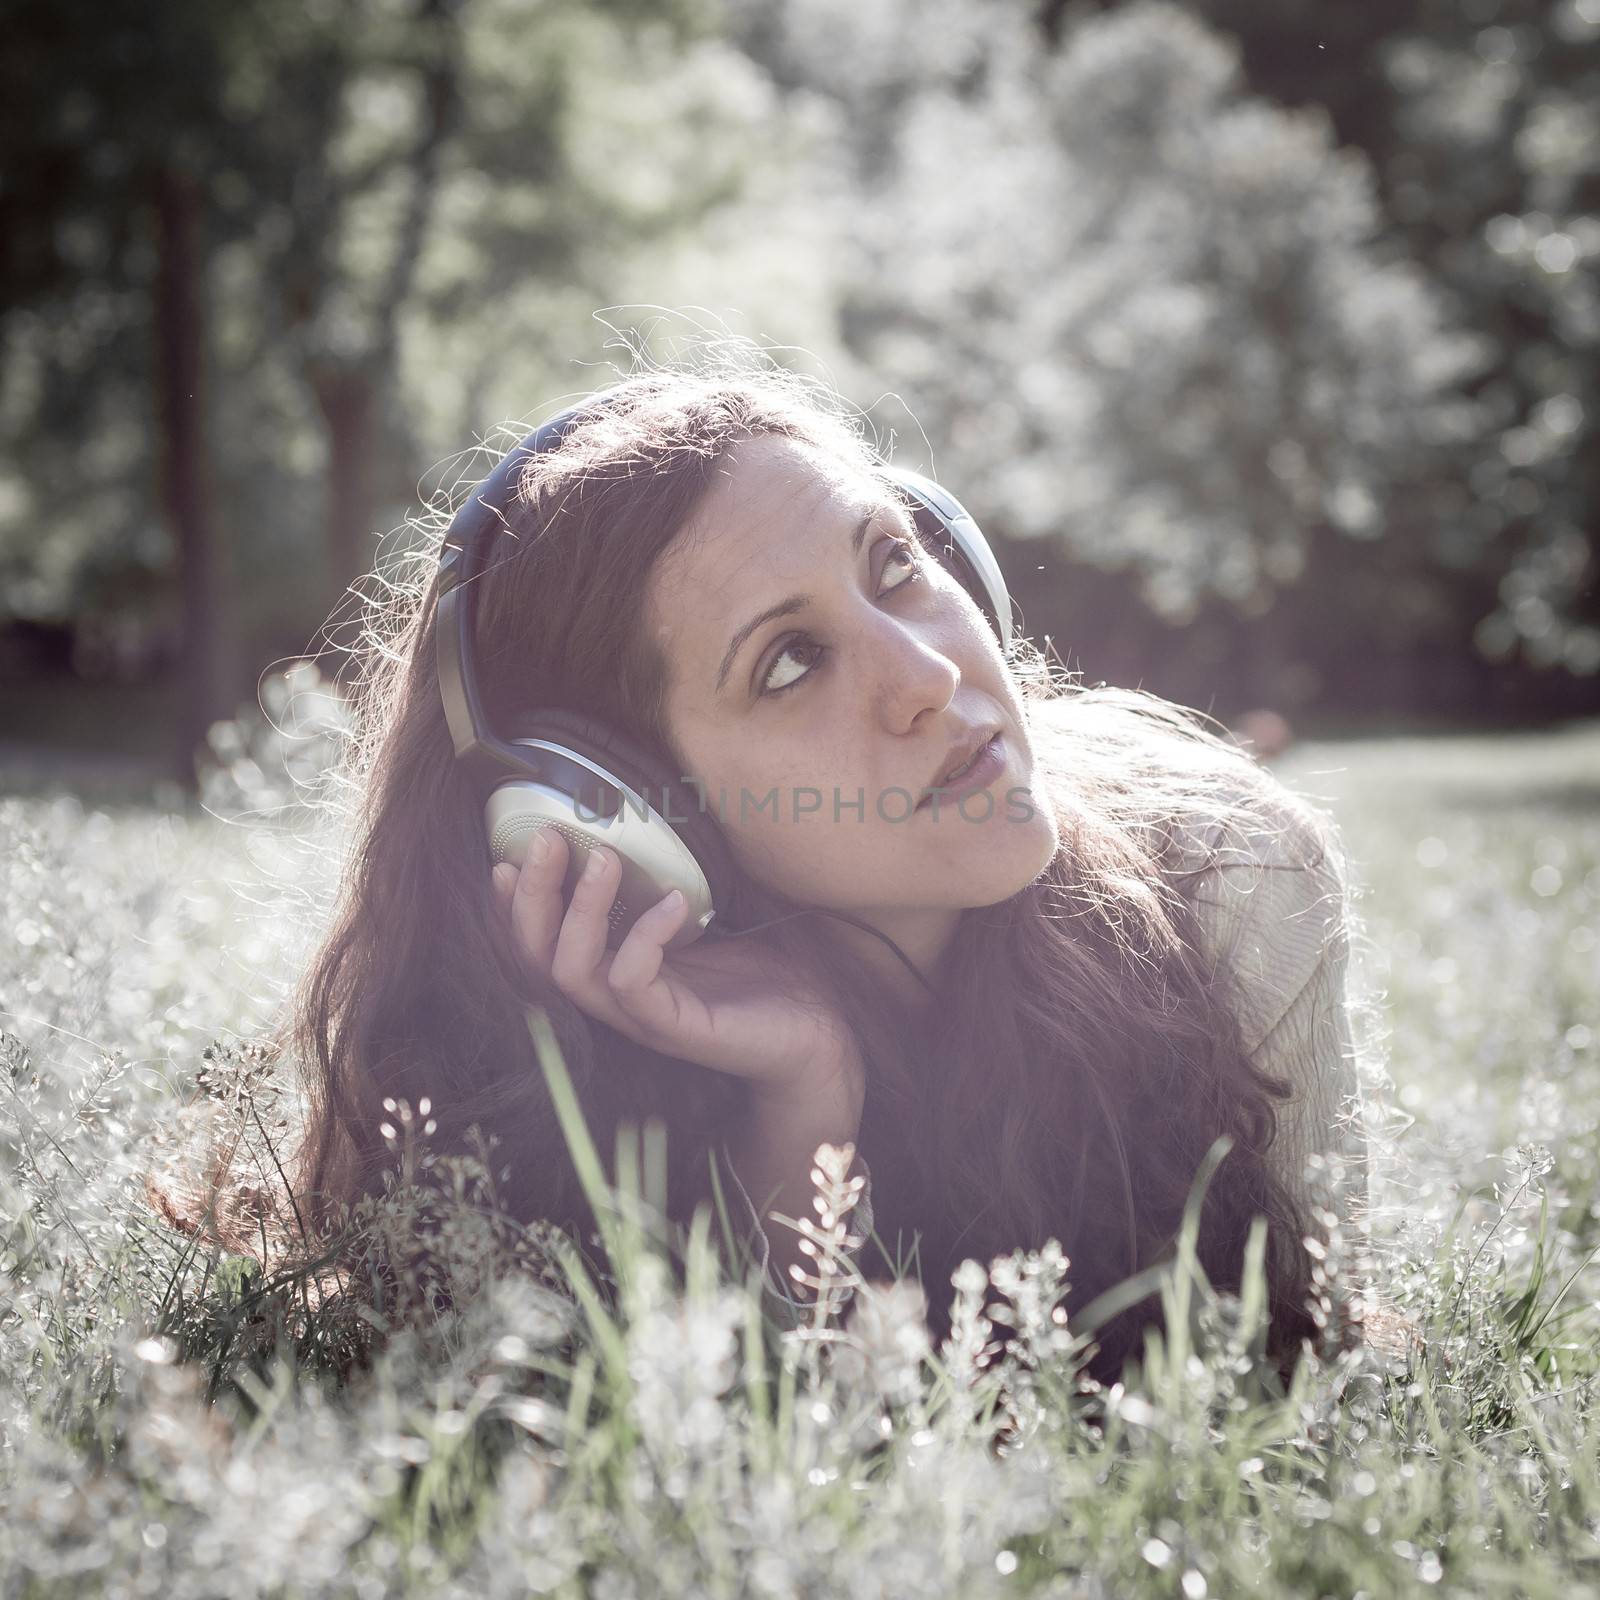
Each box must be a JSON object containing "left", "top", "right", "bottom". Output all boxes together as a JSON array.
[
  {"left": 750, "top": 3, "right": 1471, "bottom": 601},
  {"left": 1170, "top": 0, "right": 1600, "bottom": 675},
  {"left": 0, "top": 0, "right": 746, "bottom": 665},
  {"left": 0, "top": 0, "right": 1596, "bottom": 757}
]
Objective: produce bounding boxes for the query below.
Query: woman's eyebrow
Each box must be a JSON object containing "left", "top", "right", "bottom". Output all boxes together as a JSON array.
[{"left": 713, "top": 504, "right": 900, "bottom": 693}]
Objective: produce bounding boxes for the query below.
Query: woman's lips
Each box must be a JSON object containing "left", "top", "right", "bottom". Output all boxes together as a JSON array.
[{"left": 915, "top": 732, "right": 1006, "bottom": 810}]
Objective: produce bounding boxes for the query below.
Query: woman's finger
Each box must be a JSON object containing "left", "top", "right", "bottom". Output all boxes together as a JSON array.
[
  {"left": 508, "top": 826, "right": 570, "bottom": 977},
  {"left": 548, "top": 842, "right": 624, "bottom": 1001},
  {"left": 603, "top": 889, "right": 691, "bottom": 1028}
]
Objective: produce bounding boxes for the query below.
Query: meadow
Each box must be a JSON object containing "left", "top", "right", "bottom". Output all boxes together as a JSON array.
[{"left": 2, "top": 716, "right": 1598, "bottom": 1599}]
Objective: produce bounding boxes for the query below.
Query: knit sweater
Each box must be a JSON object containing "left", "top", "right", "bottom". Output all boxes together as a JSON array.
[{"left": 712, "top": 776, "right": 1369, "bottom": 1330}]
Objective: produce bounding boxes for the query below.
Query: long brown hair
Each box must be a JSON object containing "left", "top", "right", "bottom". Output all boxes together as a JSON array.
[{"left": 197, "top": 354, "right": 1350, "bottom": 1382}]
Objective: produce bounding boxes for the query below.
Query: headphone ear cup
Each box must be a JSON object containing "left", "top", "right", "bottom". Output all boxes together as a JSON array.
[
  {"left": 489, "top": 707, "right": 742, "bottom": 951},
  {"left": 510, "top": 706, "right": 672, "bottom": 805}
]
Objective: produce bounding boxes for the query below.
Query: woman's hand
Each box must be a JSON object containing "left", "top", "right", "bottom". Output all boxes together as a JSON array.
[{"left": 490, "top": 828, "right": 864, "bottom": 1121}]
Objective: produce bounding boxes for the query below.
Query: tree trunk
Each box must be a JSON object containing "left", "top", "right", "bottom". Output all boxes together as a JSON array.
[
  {"left": 153, "top": 165, "right": 236, "bottom": 790},
  {"left": 312, "top": 363, "right": 379, "bottom": 687}
]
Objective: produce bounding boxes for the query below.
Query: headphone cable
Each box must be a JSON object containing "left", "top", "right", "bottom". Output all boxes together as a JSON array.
[{"left": 710, "top": 906, "right": 938, "bottom": 998}]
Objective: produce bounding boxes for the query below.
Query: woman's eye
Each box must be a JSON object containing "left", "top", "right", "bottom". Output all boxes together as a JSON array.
[
  {"left": 759, "top": 538, "right": 924, "bottom": 698},
  {"left": 762, "top": 637, "right": 823, "bottom": 696},
  {"left": 882, "top": 538, "right": 920, "bottom": 589}
]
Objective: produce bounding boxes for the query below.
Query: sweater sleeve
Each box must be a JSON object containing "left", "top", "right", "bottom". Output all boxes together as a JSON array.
[
  {"left": 711, "top": 1139, "right": 876, "bottom": 1330},
  {"left": 1180, "top": 784, "right": 1370, "bottom": 1235}
]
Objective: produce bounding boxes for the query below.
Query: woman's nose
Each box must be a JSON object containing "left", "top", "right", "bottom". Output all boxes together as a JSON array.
[{"left": 869, "top": 617, "right": 961, "bottom": 732}]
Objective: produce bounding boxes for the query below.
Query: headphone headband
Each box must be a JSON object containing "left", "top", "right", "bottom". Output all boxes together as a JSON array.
[{"left": 435, "top": 396, "right": 619, "bottom": 792}]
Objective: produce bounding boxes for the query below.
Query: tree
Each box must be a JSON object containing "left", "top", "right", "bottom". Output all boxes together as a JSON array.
[
  {"left": 0, "top": 0, "right": 769, "bottom": 768},
  {"left": 0, "top": 0, "right": 253, "bottom": 780},
  {"left": 208, "top": 0, "right": 759, "bottom": 630},
  {"left": 728, "top": 0, "right": 1473, "bottom": 660},
  {"left": 1111, "top": 0, "right": 1600, "bottom": 677}
]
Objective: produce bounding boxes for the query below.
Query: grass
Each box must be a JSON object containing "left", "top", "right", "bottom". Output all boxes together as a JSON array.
[{"left": 1, "top": 715, "right": 1598, "bottom": 1598}]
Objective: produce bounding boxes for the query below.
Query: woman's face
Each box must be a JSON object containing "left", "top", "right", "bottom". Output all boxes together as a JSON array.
[{"left": 646, "top": 434, "right": 1058, "bottom": 962}]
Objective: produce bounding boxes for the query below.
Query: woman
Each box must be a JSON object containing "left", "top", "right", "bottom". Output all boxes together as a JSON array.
[{"left": 287, "top": 358, "right": 1370, "bottom": 1385}]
